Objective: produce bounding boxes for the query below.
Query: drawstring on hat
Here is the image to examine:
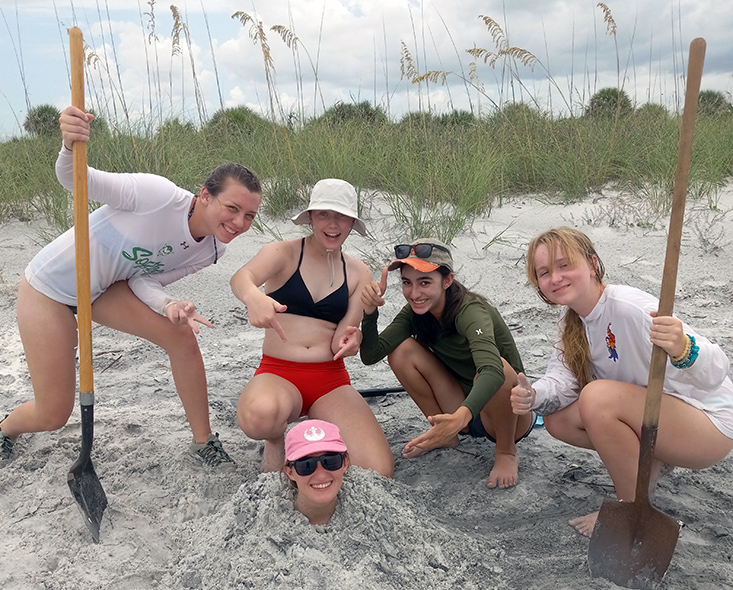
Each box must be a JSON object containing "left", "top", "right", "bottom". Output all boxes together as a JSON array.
[{"left": 326, "top": 250, "right": 335, "bottom": 286}]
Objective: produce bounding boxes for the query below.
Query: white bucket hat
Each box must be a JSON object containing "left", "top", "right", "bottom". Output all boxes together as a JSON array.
[{"left": 291, "top": 179, "right": 367, "bottom": 236}]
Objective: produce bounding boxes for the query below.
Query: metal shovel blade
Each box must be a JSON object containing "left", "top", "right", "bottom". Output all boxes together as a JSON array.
[
  {"left": 588, "top": 497, "right": 681, "bottom": 589},
  {"left": 68, "top": 455, "right": 108, "bottom": 543}
]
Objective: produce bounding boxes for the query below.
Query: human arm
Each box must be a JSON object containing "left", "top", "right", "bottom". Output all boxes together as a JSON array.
[
  {"left": 162, "top": 300, "right": 214, "bottom": 334},
  {"left": 402, "top": 406, "right": 473, "bottom": 457},
  {"left": 511, "top": 373, "right": 537, "bottom": 415},
  {"left": 530, "top": 343, "right": 583, "bottom": 415},
  {"left": 352, "top": 266, "right": 389, "bottom": 361},
  {"left": 331, "top": 258, "right": 373, "bottom": 359},
  {"left": 655, "top": 317, "right": 731, "bottom": 397},
  {"left": 57, "top": 106, "right": 185, "bottom": 212},
  {"left": 402, "top": 303, "right": 508, "bottom": 451},
  {"left": 230, "top": 241, "right": 290, "bottom": 342},
  {"left": 59, "top": 105, "right": 94, "bottom": 150},
  {"left": 359, "top": 304, "right": 414, "bottom": 365},
  {"left": 453, "top": 301, "right": 511, "bottom": 418},
  {"left": 649, "top": 311, "right": 730, "bottom": 394},
  {"left": 127, "top": 266, "right": 213, "bottom": 334},
  {"left": 360, "top": 267, "right": 388, "bottom": 315},
  {"left": 617, "top": 288, "right": 731, "bottom": 397}
]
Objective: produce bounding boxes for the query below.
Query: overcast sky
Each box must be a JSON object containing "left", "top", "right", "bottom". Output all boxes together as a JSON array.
[{"left": 0, "top": 0, "right": 731, "bottom": 138}]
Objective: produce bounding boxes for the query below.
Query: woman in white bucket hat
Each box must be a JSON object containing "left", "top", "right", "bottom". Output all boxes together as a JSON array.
[{"left": 231, "top": 179, "right": 393, "bottom": 477}]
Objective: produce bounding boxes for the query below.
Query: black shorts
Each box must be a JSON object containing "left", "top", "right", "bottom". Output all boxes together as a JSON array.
[{"left": 466, "top": 410, "right": 538, "bottom": 443}]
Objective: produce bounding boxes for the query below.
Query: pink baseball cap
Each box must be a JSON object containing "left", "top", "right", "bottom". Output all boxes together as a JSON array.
[{"left": 285, "top": 419, "right": 347, "bottom": 461}]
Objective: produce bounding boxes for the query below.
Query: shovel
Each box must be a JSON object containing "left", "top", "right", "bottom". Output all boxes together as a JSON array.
[
  {"left": 587, "top": 37, "right": 706, "bottom": 588},
  {"left": 66, "top": 26, "right": 108, "bottom": 543}
]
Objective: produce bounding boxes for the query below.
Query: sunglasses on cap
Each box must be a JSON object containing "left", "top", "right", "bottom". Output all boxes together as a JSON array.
[
  {"left": 289, "top": 452, "right": 346, "bottom": 476},
  {"left": 394, "top": 243, "right": 450, "bottom": 260}
]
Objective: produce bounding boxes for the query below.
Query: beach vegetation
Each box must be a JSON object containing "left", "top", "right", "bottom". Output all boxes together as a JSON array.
[
  {"left": 23, "top": 105, "right": 61, "bottom": 138},
  {"left": 584, "top": 88, "right": 633, "bottom": 118},
  {"left": 1, "top": 3, "right": 732, "bottom": 243},
  {"left": 697, "top": 90, "right": 733, "bottom": 117}
]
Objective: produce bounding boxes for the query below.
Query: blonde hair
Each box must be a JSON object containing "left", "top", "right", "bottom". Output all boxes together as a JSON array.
[{"left": 527, "top": 227, "right": 605, "bottom": 388}]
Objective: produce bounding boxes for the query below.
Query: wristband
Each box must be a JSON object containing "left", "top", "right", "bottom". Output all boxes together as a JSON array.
[
  {"left": 162, "top": 299, "right": 179, "bottom": 313},
  {"left": 670, "top": 334, "right": 691, "bottom": 363},
  {"left": 671, "top": 334, "right": 698, "bottom": 369}
]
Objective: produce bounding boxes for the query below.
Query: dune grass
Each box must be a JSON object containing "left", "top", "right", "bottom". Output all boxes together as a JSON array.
[
  {"left": 2, "top": 105, "right": 732, "bottom": 241},
  {"left": 1, "top": 4, "right": 732, "bottom": 242}
]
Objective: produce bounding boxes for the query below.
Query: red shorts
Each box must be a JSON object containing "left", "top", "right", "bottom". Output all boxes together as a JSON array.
[{"left": 253, "top": 355, "right": 352, "bottom": 415}]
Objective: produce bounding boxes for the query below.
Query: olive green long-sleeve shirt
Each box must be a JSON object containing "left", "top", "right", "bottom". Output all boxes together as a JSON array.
[{"left": 360, "top": 297, "right": 524, "bottom": 417}]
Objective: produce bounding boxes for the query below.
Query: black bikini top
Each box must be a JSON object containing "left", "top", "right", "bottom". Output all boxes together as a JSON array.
[{"left": 266, "top": 238, "right": 349, "bottom": 324}]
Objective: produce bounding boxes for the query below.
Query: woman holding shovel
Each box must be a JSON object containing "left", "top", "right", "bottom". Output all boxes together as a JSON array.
[
  {"left": 0, "top": 106, "right": 262, "bottom": 468},
  {"left": 511, "top": 227, "right": 733, "bottom": 536}
]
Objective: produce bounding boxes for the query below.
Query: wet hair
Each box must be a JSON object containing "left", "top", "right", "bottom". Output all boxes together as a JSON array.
[
  {"left": 203, "top": 162, "right": 261, "bottom": 197},
  {"left": 408, "top": 265, "right": 488, "bottom": 347},
  {"left": 526, "top": 227, "right": 605, "bottom": 388}
]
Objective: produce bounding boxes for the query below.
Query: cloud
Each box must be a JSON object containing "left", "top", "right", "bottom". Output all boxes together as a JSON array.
[{"left": 0, "top": 0, "right": 731, "bottom": 138}]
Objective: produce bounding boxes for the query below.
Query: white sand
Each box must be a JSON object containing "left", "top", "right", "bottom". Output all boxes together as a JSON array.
[{"left": 1, "top": 186, "right": 732, "bottom": 589}]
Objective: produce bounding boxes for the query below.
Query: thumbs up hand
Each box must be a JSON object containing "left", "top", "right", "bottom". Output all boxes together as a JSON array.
[
  {"left": 361, "top": 267, "right": 389, "bottom": 314},
  {"left": 511, "top": 372, "right": 536, "bottom": 415}
]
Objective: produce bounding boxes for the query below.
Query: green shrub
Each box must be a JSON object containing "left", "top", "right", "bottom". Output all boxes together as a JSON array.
[
  {"left": 315, "top": 101, "right": 388, "bottom": 126},
  {"left": 584, "top": 88, "right": 632, "bottom": 118},
  {"left": 634, "top": 103, "right": 669, "bottom": 121},
  {"left": 204, "top": 106, "right": 274, "bottom": 137},
  {"left": 436, "top": 110, "right": 476, "bottom": 128},
  {"left": 698, "top": 90, "right": 733, "bottom": 116},
  {"left": 23, "top": 104, "right": 61, "bottom": 138}
]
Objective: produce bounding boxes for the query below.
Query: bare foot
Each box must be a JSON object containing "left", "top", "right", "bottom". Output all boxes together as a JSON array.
[
  {"left": 487, "top": 451, "right": 519, "bottom": 489},
  {"left": 401, "top": 435, "right": 458, "bottom": 459},
  {"left": 569, "top": 511, "right": 599, "bottom": 538},
  {"left": 261, "top": 439, "right": 285, "bottom": 472}
]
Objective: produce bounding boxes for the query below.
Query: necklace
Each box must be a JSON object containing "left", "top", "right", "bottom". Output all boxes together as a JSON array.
[{"left": 187, "top": 197, "right": 218, "bottom": 264}]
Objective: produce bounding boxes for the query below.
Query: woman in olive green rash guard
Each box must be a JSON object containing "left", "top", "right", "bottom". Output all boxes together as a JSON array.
[{"left": 359, "top": 238, "right": 536, "bottom": 489}]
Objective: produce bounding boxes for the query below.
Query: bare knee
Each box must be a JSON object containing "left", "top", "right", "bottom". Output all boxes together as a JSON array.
[
  {"left": 543, "top": 411, "right": 584, "bottom": 444},
  {"left": 370, "top": 454, "right": 395, "bottom": 478},
  {"left": 352, "top": 446, "right": 395, "bottom": 478},
  {"left": 237, "top": 395, "right": 284, "bottom": 440},
  {"left": 577, "top": 380, "right": 618, "bottom": 425},
  {"left": 38, "top": 409, "right": 74, "bottom": 432},
  {"left": 386, "top": 338, "right": 419, "bottom": 371},
  {"left": 160, "top": 325, "right": 201, "bottom": 358}
]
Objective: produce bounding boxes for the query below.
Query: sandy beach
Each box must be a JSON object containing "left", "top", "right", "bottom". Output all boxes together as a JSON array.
[{"left": 1, "top": 186, "right": 732, "bottom": 589}]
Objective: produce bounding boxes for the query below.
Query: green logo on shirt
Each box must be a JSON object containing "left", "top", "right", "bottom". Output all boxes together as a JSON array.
[{"left": 122, "top": 247, "right": 165, "bottom": 274}]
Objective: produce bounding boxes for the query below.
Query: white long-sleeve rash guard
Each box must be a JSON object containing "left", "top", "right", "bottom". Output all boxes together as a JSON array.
[
  {"left": 25, "top": 146, "right": 225, "bottom": 314},
  {"left": 532, "top": 284, "right": 733, "bottom": 438}
]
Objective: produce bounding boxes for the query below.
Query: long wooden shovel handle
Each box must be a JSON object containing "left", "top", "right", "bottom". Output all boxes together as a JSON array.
[
  {"left": 69, "top": 27, "right": 94, "bottom": 398},
  {"left": 636, "top": 38, "right": 706, "bottom": 499}
]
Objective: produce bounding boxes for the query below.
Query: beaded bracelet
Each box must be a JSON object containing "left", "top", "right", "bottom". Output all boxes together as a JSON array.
[
  {"left": 671, "top": 334, "right": 699, "bottom": 369},
  {"left": 670, "top": 335, "right": 691, "bottom": 363}
]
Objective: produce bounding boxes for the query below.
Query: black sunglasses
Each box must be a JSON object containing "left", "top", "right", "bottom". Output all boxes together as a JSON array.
[
  {"left": 394, "top": 243, "right": 450, "bottom": 260},
  {"left": 289, "top": 452, "right": 346, "bottom": 476}
]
